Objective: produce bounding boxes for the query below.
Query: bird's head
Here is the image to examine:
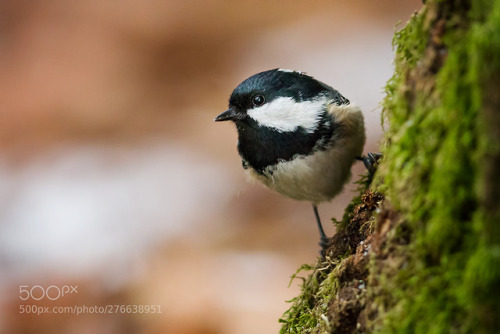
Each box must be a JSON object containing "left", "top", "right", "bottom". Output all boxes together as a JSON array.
[{"left": 214, "top": 69, "right": 348, "bottom": 133}]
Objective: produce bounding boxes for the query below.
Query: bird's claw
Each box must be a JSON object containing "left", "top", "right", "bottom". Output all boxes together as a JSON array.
[
  {"left": 358, "top": 152, "right": 383, "bottom": 175},
  {"left": 319, "top": 236, "right": 330, "bottom": 257}
]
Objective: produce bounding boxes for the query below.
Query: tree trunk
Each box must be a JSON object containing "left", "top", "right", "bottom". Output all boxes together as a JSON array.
[{"left": 279, "top": 0, "right": 500, "bottom": 333}]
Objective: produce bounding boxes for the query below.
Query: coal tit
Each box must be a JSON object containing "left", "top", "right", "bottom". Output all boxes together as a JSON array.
[{"left": 215, "top": 69, "right": 366, "bottom": 254}]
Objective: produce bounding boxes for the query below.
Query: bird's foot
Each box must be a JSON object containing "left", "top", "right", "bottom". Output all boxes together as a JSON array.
[
  {"left": 319, "top": 236, "right": 330, "bottom": 257},
  {"left": 357, "top": 152, "right": 383, "bottom": 175}
]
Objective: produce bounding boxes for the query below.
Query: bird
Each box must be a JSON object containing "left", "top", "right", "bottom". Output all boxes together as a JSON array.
[{"left": 215, "top": 68, "right": 369, "bottom": 255}]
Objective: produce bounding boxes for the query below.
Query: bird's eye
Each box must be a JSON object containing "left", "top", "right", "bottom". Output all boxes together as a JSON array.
[{"left": 252, "top": 94, "right": 265, "bottom": 107}]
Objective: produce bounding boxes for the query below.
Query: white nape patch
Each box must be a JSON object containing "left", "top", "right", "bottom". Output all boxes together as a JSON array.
[
  {"left": 278, "top": 68, "right": 302, "bottom": 74},
  {"left": 247, "top": 96, "right": 326, "bottom": 133}
]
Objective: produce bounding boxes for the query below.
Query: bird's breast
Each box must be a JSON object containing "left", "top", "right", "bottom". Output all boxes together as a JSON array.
[
  {"left": 238, "top": 103, "right": 366, "bottom": 203},
  {"left": 236, "top": 114, "right": 336, "bottom": 173}
]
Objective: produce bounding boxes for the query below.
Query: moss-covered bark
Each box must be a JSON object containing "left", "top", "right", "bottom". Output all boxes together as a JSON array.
[{"left": 279, "top": 0, "right": 500, "bottom": 333}]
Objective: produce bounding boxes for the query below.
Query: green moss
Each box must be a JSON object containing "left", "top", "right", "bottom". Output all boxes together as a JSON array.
[
  {"left": 279, "top": 264, "right": 320, "bottom": 333},
  {"left": 373, "top": 0, "right": 500, "bottom": 332},
  {"left": 279, "top": 260, "right": 335, "bottom": 333},
  {"left": 379, "top": 7, "right": 428, "bottom": 129}
]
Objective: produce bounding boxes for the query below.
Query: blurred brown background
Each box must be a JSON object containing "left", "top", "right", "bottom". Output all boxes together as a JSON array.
[{"left": 0, "top": 1, "right": 421, "bottom": 333}]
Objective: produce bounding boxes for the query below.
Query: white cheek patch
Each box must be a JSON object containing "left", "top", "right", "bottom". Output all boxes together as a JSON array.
[{"left": 247, "top": 96, "right": 327, "bottom": 133}]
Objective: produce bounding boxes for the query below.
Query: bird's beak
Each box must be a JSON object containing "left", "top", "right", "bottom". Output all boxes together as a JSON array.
[{"left": 214, "top": 108, "right": 240, "bottom": 122}]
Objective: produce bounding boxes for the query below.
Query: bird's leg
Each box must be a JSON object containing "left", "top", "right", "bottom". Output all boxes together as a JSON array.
[
  {"left": 312, "top": 204, "right": 329, "bottom": 256},
  {"left": 356, "top": 152, "right": 383, "bottom": 175}
]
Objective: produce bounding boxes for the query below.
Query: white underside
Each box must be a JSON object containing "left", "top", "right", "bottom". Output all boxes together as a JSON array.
[{"left": 247, "top": 103, "right": 365, "bottom": 204}]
